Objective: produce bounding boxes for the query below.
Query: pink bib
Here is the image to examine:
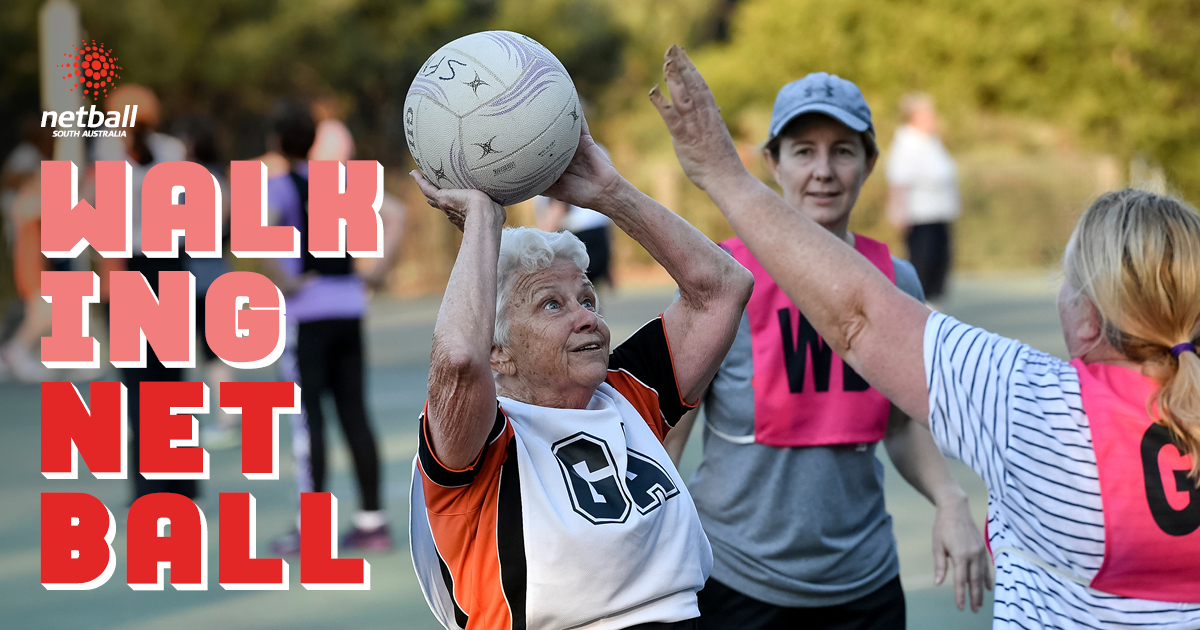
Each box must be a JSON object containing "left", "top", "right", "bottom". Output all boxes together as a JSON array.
[
  {"left": 723, "top": 235, "right": 895, "bottom": 448},
  {"left": 1073, "top": 359, "right": 1200, "bottom": 602}
]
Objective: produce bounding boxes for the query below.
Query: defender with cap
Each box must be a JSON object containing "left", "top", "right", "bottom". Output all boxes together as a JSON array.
[{"left": 665, "top": 71, "right": 990, "bottom": 629}]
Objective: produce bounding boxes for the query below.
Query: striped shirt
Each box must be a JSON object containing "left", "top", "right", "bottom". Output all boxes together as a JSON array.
[{"left": 925, "top": 313, "right": 1200, "bottom": 629}]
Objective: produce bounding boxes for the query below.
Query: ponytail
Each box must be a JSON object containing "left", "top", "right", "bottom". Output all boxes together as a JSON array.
[
  {"left": 1064, "top": 189, "right": 1200, "bottom": 481},
  {"left": 1158, "top": 345, "right": 1200, "bottom": 480}
]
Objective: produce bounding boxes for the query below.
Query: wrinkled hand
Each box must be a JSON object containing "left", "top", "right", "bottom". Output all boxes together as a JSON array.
[
  {"left": 543, "top": 117, "right": 622, "bottom": 211},
  {"left": 648, "top": 45, "right": 746, "bottom": 193},
  {"left": 410, "top": 170, "right": 505, "bottom": 232},
  {"left": 932, "top": 497, "right": 993, "bottom": 612}
]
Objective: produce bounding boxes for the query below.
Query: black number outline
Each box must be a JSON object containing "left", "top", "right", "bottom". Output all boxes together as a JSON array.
[
  {"left": 552, "top": 432, "right": 632, "bottom": 525},
  {"left": 1141, "top": 422, "right": 1200, "bottom": 536},
  {"left": 625, "top": 449, "right": 680, "bottom": 515}
]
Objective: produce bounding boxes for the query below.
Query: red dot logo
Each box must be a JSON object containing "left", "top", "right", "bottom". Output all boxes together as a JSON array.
[{"left": 58, "top": 40, "right": 122, "bottom": 101}]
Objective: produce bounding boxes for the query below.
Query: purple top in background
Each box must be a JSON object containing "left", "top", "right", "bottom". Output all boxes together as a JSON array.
[{"left": 267, "top": 162, "right": 367, "bottom": 323}]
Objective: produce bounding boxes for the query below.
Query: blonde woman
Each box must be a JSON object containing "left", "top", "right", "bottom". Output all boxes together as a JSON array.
[{"left": 651, "top": 46, "right": 1200, "bottom": 628}]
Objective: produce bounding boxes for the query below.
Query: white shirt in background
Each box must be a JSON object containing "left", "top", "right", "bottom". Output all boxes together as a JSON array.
[
  {"left": 533, "top": 195, "right": 610, "bottom": 233},
  {"left": 886, "top": 125, "right": 960, "bottom": 224}
]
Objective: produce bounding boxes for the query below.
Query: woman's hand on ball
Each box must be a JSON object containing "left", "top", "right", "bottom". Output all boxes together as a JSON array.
[
  {"left": 544, "top": 117, "right": 623, "bottom": 211},
  {"left": 411, "top": 170, "right": 506, "bottom": 233},
  {"left": 649, "top": 45, "right": 746, "bottom": 194}
]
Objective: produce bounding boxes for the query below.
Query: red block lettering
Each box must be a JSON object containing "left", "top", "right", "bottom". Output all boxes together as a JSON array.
[
  {"left": 230, "top": 161, "right": 298, "bottom": 257},
  {"left": 219, "top": 493, "right": 288, "bottom": 590},
  {"left": 109, "top": 270, "right": 194, "bottom": 368},
  {"left": 220, "top": 382, "right": 299, "bottom": 479},
  {"left": 204, "top": 272, "right": 286, "bottom": 369},
  {"left": 41, "top": 271, "right": 100, "bottom": 368},
  {"left": 299, "top": 493, "right": 369, "bottom": 590},
  {"left": 41, "top": 493, "right": 116, "bottom": 590},
  {"left": 41, "top": 382, "right": 127, "bottom": 479},
  {"left": 140, "top": 161, "right": 222, "bottom": 258},
  {"left": 307, "top": 160, "right": 383, "bottom": 258},
  {"left": 127, "top": 493, "right": 208, "bottom": 590},
  {"left": 140, "top": 381, "right": 209, "bottom": 480},
  {"left": 40, "top": 160, "right": 131, "bottom": 258}
]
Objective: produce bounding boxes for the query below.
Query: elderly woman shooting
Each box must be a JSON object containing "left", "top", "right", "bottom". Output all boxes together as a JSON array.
[
  {"left": 408, "top": 118, "right": 753, "bottom": 630},
  {"left": 651, "top": 46, "right": 1200, "bottom": 628}
]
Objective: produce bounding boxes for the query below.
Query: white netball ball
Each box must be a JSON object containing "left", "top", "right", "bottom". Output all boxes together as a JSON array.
[{"left": 404, "top": 31, "right": 582, "bottom": 206}]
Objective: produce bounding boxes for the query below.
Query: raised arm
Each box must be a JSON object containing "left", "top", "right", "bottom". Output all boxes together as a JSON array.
[
  {"left": 413, "top": 172, "right": 508, "bottom": 470},
  {"left": 649, "top": 46, "right": 931, "bottom": 420},
  {"left": 545, "top": 120, "right": 753, "bottom": 403}
]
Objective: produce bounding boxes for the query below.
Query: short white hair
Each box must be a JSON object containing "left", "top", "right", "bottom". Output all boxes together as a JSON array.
[{"left": 494, "top": 227, "right": 590, "bottom": 346}]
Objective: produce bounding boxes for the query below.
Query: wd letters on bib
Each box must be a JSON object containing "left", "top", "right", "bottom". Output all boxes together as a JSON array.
[{"left": 723, "top": 235, "right": 895, "bottom": 447}]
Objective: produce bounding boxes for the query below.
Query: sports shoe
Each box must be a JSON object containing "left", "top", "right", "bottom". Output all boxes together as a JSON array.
[
  {"left": 340, "top": 524, "right": 393, "bottom": 553},
  {"left": 270, "top": 529, "right": 302, "bottom": 556}
]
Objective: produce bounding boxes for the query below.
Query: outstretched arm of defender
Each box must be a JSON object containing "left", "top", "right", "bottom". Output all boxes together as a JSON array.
[
  {"left": 414, "top": 171, "right": 508, "bottom": 471},
  {"left": 650, "top": 46, "right": 930, "bottom": 421},
  {"left": 546, "top": 119, "right": 753, "bottom": 404}
]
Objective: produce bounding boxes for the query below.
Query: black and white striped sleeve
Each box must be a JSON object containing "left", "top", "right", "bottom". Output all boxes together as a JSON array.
[{"left": 924, "top": 313, "right": 1044, "bottom": 495}]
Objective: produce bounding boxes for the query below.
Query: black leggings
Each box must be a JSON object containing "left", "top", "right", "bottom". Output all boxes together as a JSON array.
[
  {"left": 296, "top": 318, "right": 381, "bottom": 511},
  {"left": 697, "top": 576, "right": 905, "bottom": 630}
]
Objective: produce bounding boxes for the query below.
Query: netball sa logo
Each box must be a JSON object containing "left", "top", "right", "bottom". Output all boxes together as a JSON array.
[
  {"left": 551, "top": 432, "right": 680, "bottom": 525},
  {"left": 55, "top": 39, "right": 123, "bottom": 101},
  {"left": 43, "top": 40, "right": 136, "bottom": 138}
]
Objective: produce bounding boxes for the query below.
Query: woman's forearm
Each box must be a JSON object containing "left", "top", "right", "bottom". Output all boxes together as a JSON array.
[
  {"left": 427, "top": 205, "right": 505, "bottom": 469},
  {"left": 705, "top": 171, "right": 931, "bottom": 418},
  {"left": 708, "top": 172, "right": 886, "bottom": 348},
  {"left": 884, "top": 407, "right": 967, "bottom": 507},
  {"left": 595, "top": 179, "right": 745, "bottom": 304}
]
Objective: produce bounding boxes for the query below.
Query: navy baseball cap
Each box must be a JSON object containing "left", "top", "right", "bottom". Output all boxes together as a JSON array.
[{"left": 768, "top": 72, "right": 874, "bottom": 142}]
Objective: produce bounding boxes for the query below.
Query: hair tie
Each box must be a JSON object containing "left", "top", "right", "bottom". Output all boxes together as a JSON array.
[{"left": 1171, "top": 342, "right": 1197, "bottom": 358}]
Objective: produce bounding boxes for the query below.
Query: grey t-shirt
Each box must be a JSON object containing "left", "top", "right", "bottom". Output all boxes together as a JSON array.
[{"left": 689, "top": 256, "right": 924, "bottom": 608}]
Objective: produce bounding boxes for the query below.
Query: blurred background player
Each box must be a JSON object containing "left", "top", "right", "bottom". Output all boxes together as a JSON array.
[
  {"left": 0, "top": 117, "right": 55, "bottom": 383},
  {"left": 93, "top": 84, "right": 197, "bottom": 502},
  {"left": 173, "top": 115, "right": 239, "bottom": 449},
  {"left": 664, "top": 72, "right": 988, "bottom": 629},
  {"left": 886, "top": 93, "right": 959, "bottom": 307},
  {"left": 265, "top": 101, "right": 404, "bottom": 554}
]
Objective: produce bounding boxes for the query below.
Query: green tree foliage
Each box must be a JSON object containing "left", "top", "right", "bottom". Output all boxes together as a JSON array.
[
  {"left": 1, "top": 0, "right": 627, "bottom": 164},
  {"left": 694, "top": 0, "right": 1200, "bottom": 200}
]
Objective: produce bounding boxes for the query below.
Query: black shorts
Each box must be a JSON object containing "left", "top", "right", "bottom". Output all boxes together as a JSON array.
[
  {"left": 905, "top": 222, "right": 951, "bottom": 300},
  {"left": 697, "top": 575, "right": 905, "bottom": 630}
]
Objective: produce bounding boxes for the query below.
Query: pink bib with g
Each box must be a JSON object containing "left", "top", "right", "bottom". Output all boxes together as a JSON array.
[
  {"left": 1074, "top": 359, "right": 1200, "bottom": 602},
  {"left": 723, "top": 235, "right": 895, "bottom": 448}
]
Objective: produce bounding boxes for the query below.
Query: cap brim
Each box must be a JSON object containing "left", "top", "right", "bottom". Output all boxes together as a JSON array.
[{"left": 769, "top": 103, "right": 871, "bottom": 140}]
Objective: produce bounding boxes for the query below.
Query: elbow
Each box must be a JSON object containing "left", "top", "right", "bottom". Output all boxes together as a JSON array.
[
  {"left": 705, "top": 256, "right": 753, "bottom": 316},
  {"left": 836, "top": 298, "right": 871, "bottom": 358},
  {"left": 730, "top": 263, "right": 754, "bottom": 308},
  {"left": 431, "top": 340, "right": 492, "bottom": 387}
]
